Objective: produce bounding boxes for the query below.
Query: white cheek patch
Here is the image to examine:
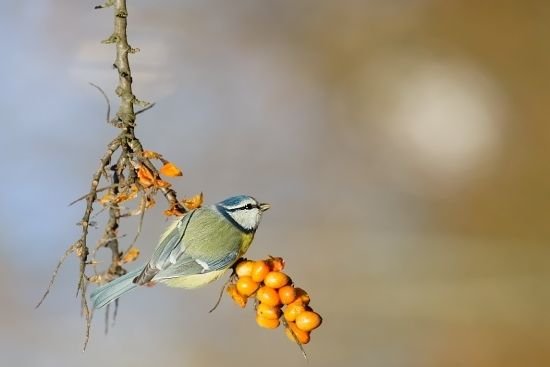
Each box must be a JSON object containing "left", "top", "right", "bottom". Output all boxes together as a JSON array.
[{"left": 229, "top": 208, "right": 261, "bottom": 231}]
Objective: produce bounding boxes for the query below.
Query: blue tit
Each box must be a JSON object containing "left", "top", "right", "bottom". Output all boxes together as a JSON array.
[{"left": 91, "top": 195, "right": 270, "bottom": 309}]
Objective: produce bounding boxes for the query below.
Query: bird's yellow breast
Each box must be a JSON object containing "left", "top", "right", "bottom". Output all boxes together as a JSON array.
[
  {"left": 162, "top": 270, "right": 227, "bottom": 289},
  {"left": 238, "top": 232, "right": 255, "bottom": 255}
]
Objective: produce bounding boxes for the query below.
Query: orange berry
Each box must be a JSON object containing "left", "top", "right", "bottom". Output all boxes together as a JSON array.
[
  {"left": 256, "top": 303, "right": 282, "bottom": 320},
  {"left": 267, "top": 256, "right": 285, "bottom": 272},
  {"left": 251, "top": 261, "right": 270, "bottom": 283},
  {"left": 235, "top": 260, "right": 254, "bottom": 278},
  {"left": 296, "top": 311, "right": 322, "bottom": 332},
  {"left": 226, "top": 284, "right": 247, "bottom": 308},
  {"left": 256, "top": 315, "right": 280, "bottom": 329},
  {"left": 263, "top": 271, "right": 290, "bottom": 289},
  {"left": 226, "top": 283, "right": 237, "bottom": 295},
  {"left": 294, "top": 288, "right": 310, "bottom": 306},
  {"left": 236, "top": 276, "right": 259, "bottom": 297},
  {"left": 283, "top": 302, "right": 306, "bottom": 322},
  {"left": 285, "top": 322, "right": 310, "bottom": 344},
  {"left": 256, "top": 286, "right": 280, "bottom": 307},
  {"left": 278, "top": 285, "right": 297, "bottom": 305}
]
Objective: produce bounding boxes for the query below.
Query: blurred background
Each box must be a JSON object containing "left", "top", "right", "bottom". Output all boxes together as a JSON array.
[{"left": 1, "top": 0, "right": 549, "bottom": 366}]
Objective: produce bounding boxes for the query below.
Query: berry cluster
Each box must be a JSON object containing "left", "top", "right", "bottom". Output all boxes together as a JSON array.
[{"left": 226, "top": 257, "right": 322, "bottom": 346}]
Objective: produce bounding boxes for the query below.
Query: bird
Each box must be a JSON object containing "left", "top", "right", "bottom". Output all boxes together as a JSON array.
[{"left": 90, "top": 195, "right": 270, "bottom": 309}]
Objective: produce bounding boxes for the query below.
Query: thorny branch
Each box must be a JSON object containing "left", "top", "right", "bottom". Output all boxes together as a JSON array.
[{"left": 36, "top": 0, "right": 188, "bottom": 350}]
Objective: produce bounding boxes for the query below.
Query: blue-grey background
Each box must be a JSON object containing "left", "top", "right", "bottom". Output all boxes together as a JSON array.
[{"left": 1, "top": 1, "right": 549, "bottom": 366}]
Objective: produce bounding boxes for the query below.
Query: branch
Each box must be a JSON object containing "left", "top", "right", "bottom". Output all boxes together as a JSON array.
[{"left": 37, "top": 0, "right": 188, "bottom": 351}]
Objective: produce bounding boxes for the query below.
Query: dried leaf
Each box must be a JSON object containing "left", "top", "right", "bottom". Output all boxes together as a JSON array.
[
  {"left": 127, "top": 184, "right": 139, "bottom": 200},
  {"left": 155, "top": 179, "right": 172, "bottom": 188},
  {"left": 98, "top": 185, "right": 139, "bottom": 206},
  {"left": 226, "top": 283, "right": 247, "bottom": 308},
  {"left": 267, "top": 256, "right": 285, "bottom": 272},
  {"left": 121, "top": 247, "right": 140, "bottom": 264},
  {"left": 137, "top": 165, "right": 172, "bottom": 189},
  {"left": 182, "top": 192, "right": 203, "bottom": 209},
  {"left": 115, "top": 193, "right": 129, "bottom": 203},
  {"left": 163, "top": 203, "right": 185, "bottom": 217},
  {"left": 137, "top": 165, "right": 155, "bottom": 187},
  {"left": 159, "top": 162, "right": 183, "bottom": 177},
  {"left": 98, "top": 193, "right": 115, "bottom": 205},
  {"left": 116, "top": 184, "right": 139, "bottom": 203}
]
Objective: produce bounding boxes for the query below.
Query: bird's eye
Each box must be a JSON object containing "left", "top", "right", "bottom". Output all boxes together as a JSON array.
[{"left": 244, "top": 203, "right": 254, "bottom": 210}]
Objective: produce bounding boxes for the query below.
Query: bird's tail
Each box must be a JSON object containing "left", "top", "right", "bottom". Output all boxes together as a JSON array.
[{"left": 90, "top": 268, "right": 143, "bottom": 309}]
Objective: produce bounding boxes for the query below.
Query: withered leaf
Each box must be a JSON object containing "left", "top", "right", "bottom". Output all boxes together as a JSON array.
[{"left": 159, "top": 162, "right": 183, "bottom": 177}]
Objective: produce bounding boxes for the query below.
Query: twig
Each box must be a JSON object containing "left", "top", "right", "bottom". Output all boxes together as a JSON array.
[
  {"left": 105, "top": 303, "right": 111, "bottom": 334},
  {"left": 104, "top": 154, "right": 123, "bottom": 276},
  {"left": 81, "top": 278, "right": 92, "bottom": 351},
  {"left": 135, "top": 102, "right": 156, "bottom": 115},
  {"left": 282, "top": 318, "right": 309, "bottom": 361},
  {"left": 89, "top": 82, "right": 111, "bottom": 123},
  {"left": 129, "top": 194, "right": 147, "bottom": 246},
  {"left": 35, "top": 243, "right": 79, "bottom": 309},
  {"left": 76, "top": 139, "right": 120, "bottom": 296},
  {"left": 209, "top": 261, "right": 245, "bottom": 313},
  {"left": 68, "top": 185, "right": 118, "bottom": 206},
  {"left": 209, "top": 278, "right": 231, "bottom": 313}
]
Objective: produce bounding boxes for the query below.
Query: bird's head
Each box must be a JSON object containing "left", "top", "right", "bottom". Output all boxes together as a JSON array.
[{"left": 216, "top": 195, "right": 270, "bottom": 233}]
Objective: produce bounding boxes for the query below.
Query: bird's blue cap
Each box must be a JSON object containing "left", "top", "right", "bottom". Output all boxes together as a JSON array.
[{"left": 219, "top": 195, "right": 254, "bottom": 207}]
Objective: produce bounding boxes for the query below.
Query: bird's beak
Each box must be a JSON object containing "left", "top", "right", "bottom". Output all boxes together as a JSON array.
[{"left": 259, "top": 203, "right": 271, "bottom": 212}]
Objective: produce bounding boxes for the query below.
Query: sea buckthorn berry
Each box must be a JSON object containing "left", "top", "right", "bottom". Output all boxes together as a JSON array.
[
  {"left": 256, "top": 303, "right": 281, "bottom": 320},
  {"left": 295, "top": 311, "right": 322, "bottom": 332},
  {"left": 267, "top": 256, "right": 285, "bottom": 272},
  {"left": 256, "top": 315, "right": 280, "bottom": 329},
  {"left": 283, "top": 302, "right": 306, "bottom": 322},
  {"left": 263, "top": 271, "right": 290, "bottom": 289},
  {"left": 226, "top": 284, "right": 247, "bottom": 308},
  {"left": 235, "top": 260, "right": 254, "bottom": 278},
  {"left": 236, "top": 276, "right": 259, "bottom": 297},
  {"left": 256, "top": 286, "right": 280, "bottom": 307},
  {"left": 294, "top": 288, "right": 310, "bottom": 306},
  {"left": 278, "top": 285, "right": 297, "bottom": 305},
  {"left": 251, "top": 261, "right": 270, "bottom": 283},
  {"left": 285, "top": 322, "right": 310, "bottom": 344}
]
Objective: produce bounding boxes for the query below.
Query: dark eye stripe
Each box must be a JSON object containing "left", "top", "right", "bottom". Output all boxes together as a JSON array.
[{"left": 226, "top": 203, "right": 258, "bottom": 212}]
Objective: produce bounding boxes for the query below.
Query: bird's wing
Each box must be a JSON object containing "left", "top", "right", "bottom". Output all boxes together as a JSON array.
[
  {"left": 154, "top": 248, "right": 240, "bottom": 280},
  {"left": 136, "top": 207, "right": 244, "bottom": 284},
  {"left": 133, "top": 209, "right": 195, "bottom": 285},
  {"left": 150, "top": 209, "right": 196, "bottom": 268}
]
